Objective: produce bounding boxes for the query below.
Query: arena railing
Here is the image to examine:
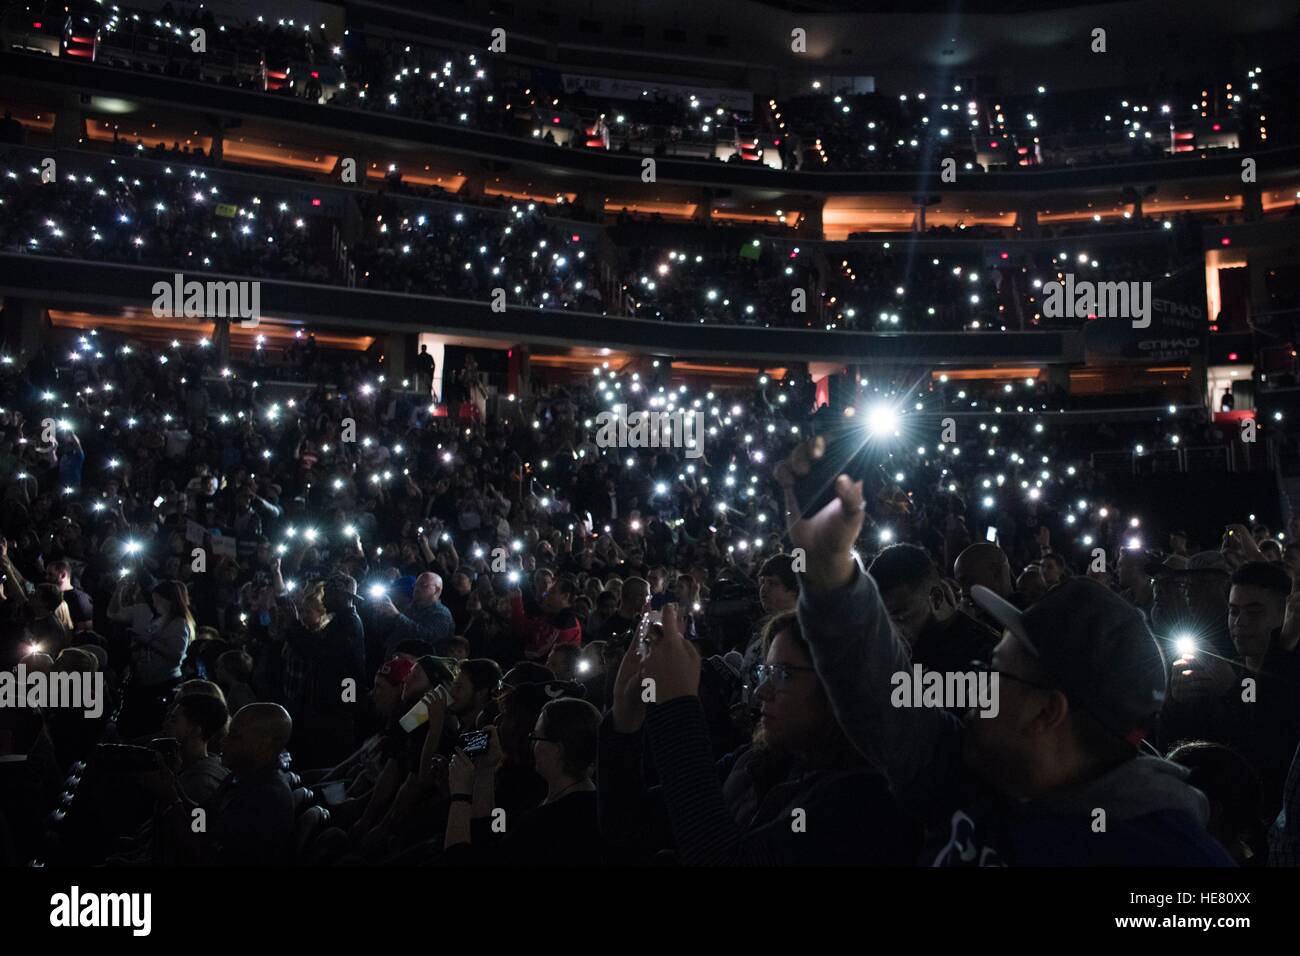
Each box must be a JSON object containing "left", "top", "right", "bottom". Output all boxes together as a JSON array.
[
  {"left": 0, "top": 252, "right": 1082, "bottom": 366},
  {"left": 5, "top": 51, "right": 1296, "bottom": 196}
]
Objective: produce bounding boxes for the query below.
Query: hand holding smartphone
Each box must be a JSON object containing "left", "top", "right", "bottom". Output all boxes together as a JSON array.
[
  {"left": 635, "top": 596, "right": 657, "bottom": 659},
  {"left": 459, "top": 729, "right": 490, "bottom": 757}
]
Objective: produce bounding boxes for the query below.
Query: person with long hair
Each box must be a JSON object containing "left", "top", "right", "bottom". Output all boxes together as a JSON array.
[
  {"left": 598, "top": 607, "right": 921, "bottom": 864},
  {"left": 25, "top": 583, "right": 72, "bottom": 657},
  {"left": 109, "top": 578, "right": 195, "bottom": 736}
]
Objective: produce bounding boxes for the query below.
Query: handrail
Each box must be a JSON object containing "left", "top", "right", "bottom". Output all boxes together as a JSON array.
[{"left": 0, "top": 252, "right": 1082, "bottom": 366}]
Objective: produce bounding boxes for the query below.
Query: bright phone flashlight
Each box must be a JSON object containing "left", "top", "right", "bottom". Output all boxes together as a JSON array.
[{"left": 865, "top": 402, "right": 899, "bottom": 437}]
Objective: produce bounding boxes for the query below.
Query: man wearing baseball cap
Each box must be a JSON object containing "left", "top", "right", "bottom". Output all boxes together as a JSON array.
[{"left": 776, "top": 442, "right": 1233, "bottom": 866}]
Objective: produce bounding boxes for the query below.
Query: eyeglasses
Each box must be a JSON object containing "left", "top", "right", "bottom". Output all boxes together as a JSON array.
[
  {"left": 969, "top": 659, "right": 1055, "bottom": 693},
  {"left": 750, "top": 662, "right": 817, "bottom": 689}
]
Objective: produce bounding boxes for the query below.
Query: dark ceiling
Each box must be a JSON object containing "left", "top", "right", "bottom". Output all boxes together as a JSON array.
[{"left": 747, "top": 0, "right": 1080, "bottom": 10}]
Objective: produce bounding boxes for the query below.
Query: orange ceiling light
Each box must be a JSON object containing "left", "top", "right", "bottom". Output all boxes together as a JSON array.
[
  {"left": 367, "top": 164, "right": 470, "bottom": 192},
  {"left": 1144, "top": 197, "right": 1244, "bottom": 214},
  {"left": 603, "top": 200, "right": 699, "bottom": 220},
  {"left": 931, "top": 367, "right": 1041, "bottom": 381},
  {"left": 1038, "top": 209, "right": 1128, "bottom": 224},
  {"left": 530, "top": 353, "right": 633, "bottom": 369},
  {"left": 925, "top": 211, "right": 1017, "bottom": 229},
  {"left": 48, "top": 310, "right": 373, "bottom": 350},
  {"left": 711, "top": 209, "right": 802, "bottom": 228},
  {"left": 485, "top": 186, "right": 578, "bottom": 205},
  {"left": 86, "top": 119, "right": 339, "bottom": 175},
  {"left": 84, "top": 118, "right": 213, "bottom": 154},
  {"left": 14, "top": 109, "right": 56, "bottom": 132},
  {"left": 822, "top": 206, "right": 916, "bottom": 240},
  {"left": 224, "top": 139, "right": 336, "bottom": 173},
  {"left": 1262, "top": 192, "right": 1300, "bottom": 213},
  {"left": 672, "top": 362, "right": 786, "bottom": 378},
  {"left": 529, "top": 355, "right": 785, "bottom": 381},
  {"left": 386, "top": 171, "right": 467, "bottom": 191}
]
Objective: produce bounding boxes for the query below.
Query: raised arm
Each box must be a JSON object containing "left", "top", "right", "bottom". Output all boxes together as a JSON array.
[
  {"left": 106, "top": 579, "right": 136, "bottom": 624},
  {"left": 775, "top": 439, "right": 962, "bottom": 808},
  {"left": 0, "top": 541, "right": 29, "bottom": 609}
]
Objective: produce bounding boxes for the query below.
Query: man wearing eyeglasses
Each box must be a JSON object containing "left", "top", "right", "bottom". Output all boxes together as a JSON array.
[{"left": 775, "top": 441, "right": 1233, "bottom": 866}]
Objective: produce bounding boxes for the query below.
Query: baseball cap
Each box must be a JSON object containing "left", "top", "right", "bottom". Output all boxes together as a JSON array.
[
  {"left": 971, "top": 578, "right": 1166, "bottom": 745},
  {"left": 376, "top": 656, "right": 418, "bottom": 687},
  {"left": 325, "top": 572, "right": 357, "bottom": 596},
  {"left": 1186, "top": 550, "right": 1231, "bottom": 573}
]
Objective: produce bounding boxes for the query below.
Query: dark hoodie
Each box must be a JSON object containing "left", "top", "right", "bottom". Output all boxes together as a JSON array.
[{"left": 798, "top": 566, "right": 1233, "bottom": 866}]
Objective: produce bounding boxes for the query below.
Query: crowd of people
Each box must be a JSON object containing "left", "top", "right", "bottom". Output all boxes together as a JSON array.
[
  {"left": 619, "top": 240, "right": 819, "bottom": 328},
  {"left": 351, "top": 194, "right": 605, "bottom": 311},
  {"left": 4, "top": 149, "right": 1213, "bottom": 335},
  {"left": 0, "top": 152, "right": 337, "bottom": 284},
  {"left": 3, "top": 1, "right": 1299, "bottom": 875},
  {"left": 40, "top": 1, "right": 1290, "bottom": 175},
  {"left": 0, "top": 323, "right": 1296, "bottom": 867}
]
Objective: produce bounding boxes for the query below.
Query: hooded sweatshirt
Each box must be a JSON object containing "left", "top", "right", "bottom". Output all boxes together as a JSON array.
[{"left": 798, "top": 565, "right": 1233, "bottom": 867}]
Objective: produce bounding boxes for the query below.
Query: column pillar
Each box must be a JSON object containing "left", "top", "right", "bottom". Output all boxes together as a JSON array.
[
  {"left": 508, "top": 344, "right": 531, "bottom": 399},
  {"left": 53, "top": 92, "right": 84, "bottom": 147},
  {"left": 384, "top": 332, "right": 408, "bottom": 385},
  {"left": 1016, "top": 202, "right": 1039, "bottom": 237}
]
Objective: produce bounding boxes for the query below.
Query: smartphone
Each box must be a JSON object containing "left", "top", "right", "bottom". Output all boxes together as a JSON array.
[
  {"left": 792, "top": 416, "right": 882, "bottom": 519},
  {"left": 318, "top": 781, "right": 346, "bottom": 805},
  {"left": 634, "top": 596, "right": 655, "bottom": 658},
  {"left": 985, "top": 526, "right": 998, "bottom": 543},
  {"left": 148, "top": 737, "right": 181, "bottom": 768},
  {"left": 460, "top": 729, "right": 490, "bottom": 757}
]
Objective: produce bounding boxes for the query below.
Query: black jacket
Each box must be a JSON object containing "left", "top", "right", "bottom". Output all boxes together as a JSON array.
[{"left": 285, "top": 608, "right": 366, "bottom": 717}]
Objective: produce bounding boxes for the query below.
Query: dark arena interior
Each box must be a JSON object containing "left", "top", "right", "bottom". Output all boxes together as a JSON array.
[{"left": 1, "top": 0, "right": 1299, "bottom": 933}]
